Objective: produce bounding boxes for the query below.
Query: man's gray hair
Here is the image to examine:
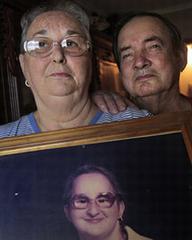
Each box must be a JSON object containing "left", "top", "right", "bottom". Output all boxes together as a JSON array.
[{"left": 20, "top": 1, "right": 91, "bottom": 53}]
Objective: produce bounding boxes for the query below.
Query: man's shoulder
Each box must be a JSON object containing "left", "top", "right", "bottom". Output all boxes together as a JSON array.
[{"left": 187, "top": 97, "right": 192, "bottom": 105}]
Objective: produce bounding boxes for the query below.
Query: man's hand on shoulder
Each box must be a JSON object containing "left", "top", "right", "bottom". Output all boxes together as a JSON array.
[{"left": 92, "top": 90, "right": 137, "bottom": 114}]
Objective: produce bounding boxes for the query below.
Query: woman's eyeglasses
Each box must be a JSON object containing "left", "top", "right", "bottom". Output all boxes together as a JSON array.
[
  {"left": 23, "top": 35, "right": 91, "bottom": 58},
  {"left": 70, "top": 192, "right": 118, "bottom": 209}
]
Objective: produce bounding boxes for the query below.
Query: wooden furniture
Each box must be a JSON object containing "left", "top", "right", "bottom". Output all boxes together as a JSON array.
[{"left": 92, "top": 31, "right": 126, "bottom": 95}]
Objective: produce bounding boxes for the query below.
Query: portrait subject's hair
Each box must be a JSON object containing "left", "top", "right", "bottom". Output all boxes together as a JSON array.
[
  {"left": 20, "top": 1, "right": 90, "bottom": 53},
  {"left": 63, "top": 164, "right": 124, "bottom": 206},
  {"left": 113, "top": 11, "right": 183, "bottom": 68}
]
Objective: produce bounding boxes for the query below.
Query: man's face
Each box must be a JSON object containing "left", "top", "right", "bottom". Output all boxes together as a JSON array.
[{"left": 117, "top": 16, "right": 182, "bottom": 99}]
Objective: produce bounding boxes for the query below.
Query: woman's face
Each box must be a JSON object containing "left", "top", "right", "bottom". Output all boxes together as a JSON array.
[
  {"left": 64, "top": 173, "right": 125, "bottom": 239},
  {"left": 19, "top": 11, "right": 92, "bottom": 107}
]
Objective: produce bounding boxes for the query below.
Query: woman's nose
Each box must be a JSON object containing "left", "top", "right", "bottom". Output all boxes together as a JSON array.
[
  {"left": 52, "top": 44, "right": 66, "bottom": 64},
  {"left": 86, "top": 202, "right": 100, "bottom": 216}
]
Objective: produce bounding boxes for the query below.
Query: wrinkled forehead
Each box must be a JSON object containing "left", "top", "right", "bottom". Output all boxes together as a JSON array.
[
  {"left": 26, "top": 11, "right": 84, "bottom": 39},
  {"left": 118, "top": 16, "right": 172, "bottom": 46},
  {"left": 72, "top": 173, "right": 114, "bottom": 197}
]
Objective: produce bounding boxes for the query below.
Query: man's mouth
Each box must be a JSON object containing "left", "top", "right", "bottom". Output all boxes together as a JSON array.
[{"left": 136, "top": 74, "right": 154, "bottom": 81}]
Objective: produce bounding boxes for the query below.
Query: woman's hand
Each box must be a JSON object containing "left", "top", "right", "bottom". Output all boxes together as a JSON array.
[{"left": 92, "top": 90, "right": 137, "bottom": 113}]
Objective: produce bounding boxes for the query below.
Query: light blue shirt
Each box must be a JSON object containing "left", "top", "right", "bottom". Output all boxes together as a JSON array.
[{"left": 0, "top": 107, "right": 151, "bottom": 138}]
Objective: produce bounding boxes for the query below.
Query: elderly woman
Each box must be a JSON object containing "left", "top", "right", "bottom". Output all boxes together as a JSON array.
[
  {"left": 0, "top": 1, "right": 150, "bottom": 138},
  {"left": 63, "top": 165, "right": 152, "bottom": 240}
]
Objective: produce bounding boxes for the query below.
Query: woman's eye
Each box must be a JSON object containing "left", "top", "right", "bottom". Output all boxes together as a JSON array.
[
  {"left": 98, "top": 197, "right": 108, "bottom": 203},
  {"left": 66, "top": 40, "right": 78, "bottom": 47},
  {"left": 38, "top": 41, "right": 49, "bottom": 48},
  {"left": 77, "top": 198, "right": 88, "bottom": 204}
]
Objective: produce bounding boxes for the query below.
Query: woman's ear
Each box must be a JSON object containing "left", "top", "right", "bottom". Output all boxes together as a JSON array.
[
  {"left": 64, "top": 206, "right": 71, "bottom": 222},
  {"left": 19, "top": 54, "right": 25, "bottom": 73},
  {"left": 119, "top": 201, "right": 125, "bottom": 218}
]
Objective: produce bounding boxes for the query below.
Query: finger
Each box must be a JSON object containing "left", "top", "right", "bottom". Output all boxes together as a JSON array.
[
  {"left": 92, "top": 92, "right": 110, "bottom": 113},
  {"left": 103, "top": 94, "right": 119, "bottom": 114},
  {"left": 111, "top": 94, "right": 128, "bottom": 112}
]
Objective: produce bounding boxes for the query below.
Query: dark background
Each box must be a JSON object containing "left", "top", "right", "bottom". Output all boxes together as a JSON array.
[{"left": 0, "top": 132, "right": 192, "bottom": 240}]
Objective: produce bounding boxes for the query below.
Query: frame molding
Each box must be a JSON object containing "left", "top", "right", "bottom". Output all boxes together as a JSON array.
[
  {"left": 0, "top": 111, "right": 191, "bottom": 239},
  {"left": 0, "top": 111, "right": 192, "bottom": 161}
]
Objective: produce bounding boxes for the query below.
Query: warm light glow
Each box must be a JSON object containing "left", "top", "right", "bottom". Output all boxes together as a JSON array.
[
  {"left": 187, "top": 44, "right": 192, "bottom": 65},
  {"left": 179, "top": 44, "right": 192, "bottom": 97}
]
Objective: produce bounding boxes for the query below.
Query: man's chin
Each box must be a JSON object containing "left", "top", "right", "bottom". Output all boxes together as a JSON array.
[
  {"left": 134, "top": 86, "right": 160, "bottom": 98},
  {"left": 133, "top": 92, "right": 152, "bottom": 99},
  {"left": 133, "top": 91, "right": 159, "bottom": 105}
]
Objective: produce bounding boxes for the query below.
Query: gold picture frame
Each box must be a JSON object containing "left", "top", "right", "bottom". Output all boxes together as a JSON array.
[{"left": 0, "top": 111, "right": 191, "bottom": 239}]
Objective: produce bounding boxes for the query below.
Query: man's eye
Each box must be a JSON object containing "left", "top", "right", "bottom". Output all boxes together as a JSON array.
[
  {"left": 121, "top": 53, "right": 133, "bottom": 61},
  {"left": 150, "top": 44, "right": 162, "bottom": 50},
  {"left": 122, "top": 54, "right": 130, "bottom": 59}
]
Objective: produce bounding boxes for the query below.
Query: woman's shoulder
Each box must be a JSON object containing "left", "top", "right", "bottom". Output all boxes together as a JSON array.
[
  {"left": 125, "top": 225, "right": 153, "bottom": 240},
  {"left": 0, "top": 112, "right": 37, "bottom": 138},
  {"left": 115, "top": 106, "right": 152, "bottom": 119},
  {"left": 95, "top": 107, "right": 151, "bottom": 124}
]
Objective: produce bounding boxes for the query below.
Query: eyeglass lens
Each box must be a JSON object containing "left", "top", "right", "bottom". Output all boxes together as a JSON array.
[
  {"left": 71, "top": 192, "right": 116, "bottom": 209},
  {"left": 24, "top": 35, "right": 90, "bottom": 57}
]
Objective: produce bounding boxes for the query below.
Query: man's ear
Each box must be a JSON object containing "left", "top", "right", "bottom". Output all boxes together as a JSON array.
[
  {"left": 179, "top": 43, "right": 187, "bottom": 72},
  {"left": 64, "top": 206, "right": 71, "bottom": 222}
]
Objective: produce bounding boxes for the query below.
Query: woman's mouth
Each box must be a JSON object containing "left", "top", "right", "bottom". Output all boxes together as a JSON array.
[
  {"left": 84, "top": 218, "right": 104, "bottom": 224},
  {"left": 50, "top": 72, "right": 71, "bottom": 78}
]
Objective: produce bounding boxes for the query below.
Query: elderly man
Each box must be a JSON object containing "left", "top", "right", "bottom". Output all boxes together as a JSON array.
[{"left": 95, "top": 12, "right": 192, "bottom": 115}]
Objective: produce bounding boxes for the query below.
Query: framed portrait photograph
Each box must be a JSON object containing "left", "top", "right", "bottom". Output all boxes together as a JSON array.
[{"left": 0, "top": 111, "right": 192, "bottom": 240}]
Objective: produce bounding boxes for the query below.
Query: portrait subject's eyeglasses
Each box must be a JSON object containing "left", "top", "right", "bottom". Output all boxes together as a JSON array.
[
  {"left": 70, "top": 192, "right": 118, "bottom": 209},
  {"left": 23, "top": 35, "right": 91, "bottom": 58}
]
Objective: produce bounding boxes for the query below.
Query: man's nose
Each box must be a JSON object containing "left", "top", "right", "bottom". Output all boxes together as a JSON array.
[{"left": 134, "top": 50, "right": 151, "bottom": 69}]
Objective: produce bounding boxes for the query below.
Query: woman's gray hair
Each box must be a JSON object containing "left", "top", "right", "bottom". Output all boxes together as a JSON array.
[{"left": 20, "top": 1, "right": 91, "bottom": 53}]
